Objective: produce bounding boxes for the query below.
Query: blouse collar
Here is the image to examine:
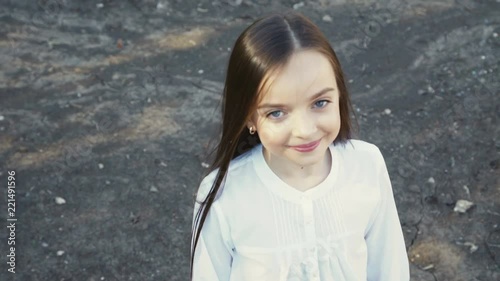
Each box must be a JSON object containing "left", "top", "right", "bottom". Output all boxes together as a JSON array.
[{"left": 252, "top": 143, "right": 340, "bottom": 202}]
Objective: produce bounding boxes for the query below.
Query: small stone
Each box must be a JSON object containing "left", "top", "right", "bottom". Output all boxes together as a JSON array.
[
  {"left": 105, "top": 180, "right": 110, "bottom": 185},
  {"left": 493, "top": 32, "right": 498, "bottom": 38},
  {"left": 126, "top": 154, "right": 130, "bottom": 159},
  {"left": 454, "top": 199, "right": 474, "bottom": 213},
  {"left": 384, "top": 108, "right": 391, "bottom": 115},
  {"left": 55, "top": 197, "right": 66, "bottom": 205},
  {"left": 481, "top": 55, "right": 486, "bottom": 60},
  {"left": 293, "top": 2, "right": 304, "bottom": 9},
  {"left": 147, "top": 97, "right": 152, "bottom": 103},
  {"left": 157, "top": 2, "right": 166, "bottom": 9},
  {"left": 427, "top": 85, "right": 435, "bottom": 93},
  {"left": 42, "top": 242, "right": 49, "bottom": 247},
  {"left": 198, "top": 69, "right": 204, "bottom": 74},
  {"left": 365, "top": 84, "right": 371, "bottom": 89},
  {"left": 201, "top": 162, "right": 210, "bottom": 168},
  {"left": 98, "top": 163, "right": 104, "bottom": 169},
  {"left": 197, "top": 7, "right": 208, "bottom": 13},
  {"left": 150, "top": 186, "right": 159, "bottom": 192},
  {"left": 129, "top": 212, "right": 140, "bottom": 224},
  {"left": 418, "top": 89, "right": 426, "bottom": 95},
  {"left": 0, "top": 115, "right": 4, "bottom": 121},
  {"left": 422, "top": 264, "right": 434, "bottom": 270},
  {"left": 427, "top": 177, "right": 435, "bottom": 184},
  {"left": 57, "top": 250, "right": 65, "bottom": 256},
  {"left": 348, "top": 79, "right": 354, "bottom": 83},
  {"left": 77, "top": 93, "right": 81, "bottom": 98},
  {"left": 322, "top": 15, "right": 332, "bottom": 22},
  {"left": 463, "top": 185, "right": 470, "bottom": 196},
  {"left": 96, "top": 3, "right": 104, "bottom": 8},
  {"left": 464, "top": 242, "right": 478, "bottom": 253}
]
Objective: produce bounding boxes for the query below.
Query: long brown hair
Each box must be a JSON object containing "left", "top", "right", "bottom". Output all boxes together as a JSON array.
[{"left": 190, "top": 11, "right": 355, "bottom": 278}]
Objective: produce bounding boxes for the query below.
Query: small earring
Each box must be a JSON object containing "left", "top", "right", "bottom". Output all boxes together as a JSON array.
[{"left": 249, "top": 127, "right": 256, "bottom": 135}]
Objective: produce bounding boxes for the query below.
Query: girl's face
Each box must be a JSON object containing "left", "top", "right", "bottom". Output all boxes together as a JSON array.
[{"left": 248, "top": 49, "right": 341, "bottom": 170}]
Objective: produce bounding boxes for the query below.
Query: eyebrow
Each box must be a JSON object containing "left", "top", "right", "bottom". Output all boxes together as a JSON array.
[{"left": 257, "top": 87, "right": 335, "bottom": 109}]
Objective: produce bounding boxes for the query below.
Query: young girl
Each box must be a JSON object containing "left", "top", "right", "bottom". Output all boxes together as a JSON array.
[{"left": 190, "top": 11, "right": 409, "bottom": 281}]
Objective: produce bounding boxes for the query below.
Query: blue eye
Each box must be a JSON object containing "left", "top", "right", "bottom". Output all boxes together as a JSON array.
[
  {"left": 314, "top": 100, "right": 329, "bottom": 108},
  {"left": 267, "top": 110, "right": 284, "bottom": 118}
]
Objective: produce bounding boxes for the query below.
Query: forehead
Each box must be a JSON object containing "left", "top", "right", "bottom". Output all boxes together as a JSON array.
[{"left": 257, "top": 50, "right": 337, "bottom": 104}]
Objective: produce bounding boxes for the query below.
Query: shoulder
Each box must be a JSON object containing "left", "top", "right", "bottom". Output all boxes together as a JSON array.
[
  {"left": 337, "top": 139, "right": 383, "bottom": 157},
  {"left": 334, "top": 139, "right": 386, "bottom": 167},
  {"left": 196, "top": 147, "right": 257, "bottom": 202}
]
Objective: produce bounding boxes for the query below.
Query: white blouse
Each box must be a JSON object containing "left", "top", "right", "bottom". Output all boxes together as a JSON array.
[{"left": 192, "top": 140, "right": 409, "bottom": 281}]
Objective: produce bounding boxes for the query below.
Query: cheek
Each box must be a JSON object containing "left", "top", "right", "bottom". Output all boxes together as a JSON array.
[
  {"left": 317, "top": 110, "right": 341, "bottom": 133},
  {"left": 258, "top": 122, "right": 289, "bottom": 144}
]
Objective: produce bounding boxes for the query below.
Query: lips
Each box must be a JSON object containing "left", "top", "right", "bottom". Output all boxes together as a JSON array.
[
  {"left": 293, "top": 141, "right": 319, "bottom": 148},
  {"left": 291, "top": 140, "right": 320, "bottom": 152}
]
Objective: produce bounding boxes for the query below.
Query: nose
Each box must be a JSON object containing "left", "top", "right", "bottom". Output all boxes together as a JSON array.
[{"left": 291, "top": 111, "right": 317, "bottom": 139}]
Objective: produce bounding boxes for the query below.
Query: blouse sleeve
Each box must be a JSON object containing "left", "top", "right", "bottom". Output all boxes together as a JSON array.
[
  {"left": 191, "top": 187, "right": 233, "bottom": 281},
  {"left": 365, "top": 148, "right": 410, "bottom": 281}
]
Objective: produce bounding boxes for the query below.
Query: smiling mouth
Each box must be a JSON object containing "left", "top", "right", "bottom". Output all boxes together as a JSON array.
[
  {"left": 290, "top": 139, "right": 321, "bottom": 149},
  {"left": 290, "top": 139, "right": 321, "bottom": 152}
]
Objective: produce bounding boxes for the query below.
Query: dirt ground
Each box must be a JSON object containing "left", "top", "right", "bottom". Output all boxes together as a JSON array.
[{"left": 0, "top": 0, "right": 499, "bottom": 280}]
